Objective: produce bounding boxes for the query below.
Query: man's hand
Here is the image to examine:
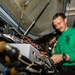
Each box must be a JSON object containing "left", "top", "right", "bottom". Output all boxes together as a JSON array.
[
  {"left": 50, "top": 54, "right": 70, "bottom": 64},
  {"left": 49, "top": 37, "right": 56, "bottom": 45},
  {"left": 50, "top": 54, "right": 63, "bottom": 64}
]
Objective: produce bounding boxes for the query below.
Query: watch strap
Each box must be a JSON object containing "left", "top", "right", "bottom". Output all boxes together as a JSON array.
[{"left": 62, "top": 54, "right": 67, "bottom": 61}]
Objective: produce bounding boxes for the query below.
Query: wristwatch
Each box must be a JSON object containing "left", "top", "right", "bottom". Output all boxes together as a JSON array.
[{"left": 62, "top": 54, "right": 67, "bottom": 61}]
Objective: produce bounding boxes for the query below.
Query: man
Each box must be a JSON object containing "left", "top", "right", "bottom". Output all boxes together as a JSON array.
[{"left": 50, "top": 12, "right": 75, "bottom": 75}]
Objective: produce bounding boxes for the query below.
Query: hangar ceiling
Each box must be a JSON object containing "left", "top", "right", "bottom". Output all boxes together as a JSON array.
[
  {"left": 0, "top": 0, "right": 64, "bottom": 35},
  {"left": 0, "top": 0, "right": 75, "bottom": 39}
]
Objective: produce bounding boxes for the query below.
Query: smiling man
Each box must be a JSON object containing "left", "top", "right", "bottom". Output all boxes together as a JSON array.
[{"left": 50, "top": 12, "right": 75, "bottom": 75}]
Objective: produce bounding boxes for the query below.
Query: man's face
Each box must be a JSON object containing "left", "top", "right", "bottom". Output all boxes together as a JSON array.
[{"left": 53, "top": 16, "right": 68, "bottom": 32}]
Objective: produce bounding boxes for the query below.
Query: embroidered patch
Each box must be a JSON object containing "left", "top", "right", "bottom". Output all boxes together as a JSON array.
[{"left": 65, "top": 35, "right": 70, "bottom": 44}]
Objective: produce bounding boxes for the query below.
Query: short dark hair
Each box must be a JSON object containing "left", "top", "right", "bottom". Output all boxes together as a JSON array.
[
  {"left": 52, "top": 12, "right": 66, "bottom": 20},
  {"left": 52, "top": 12, "right": 66, "bottom": 29}
]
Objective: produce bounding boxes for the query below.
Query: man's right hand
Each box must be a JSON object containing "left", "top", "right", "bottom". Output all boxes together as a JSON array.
[{"left": 49, "top": 37, "right": 56, "bottom": 45}]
